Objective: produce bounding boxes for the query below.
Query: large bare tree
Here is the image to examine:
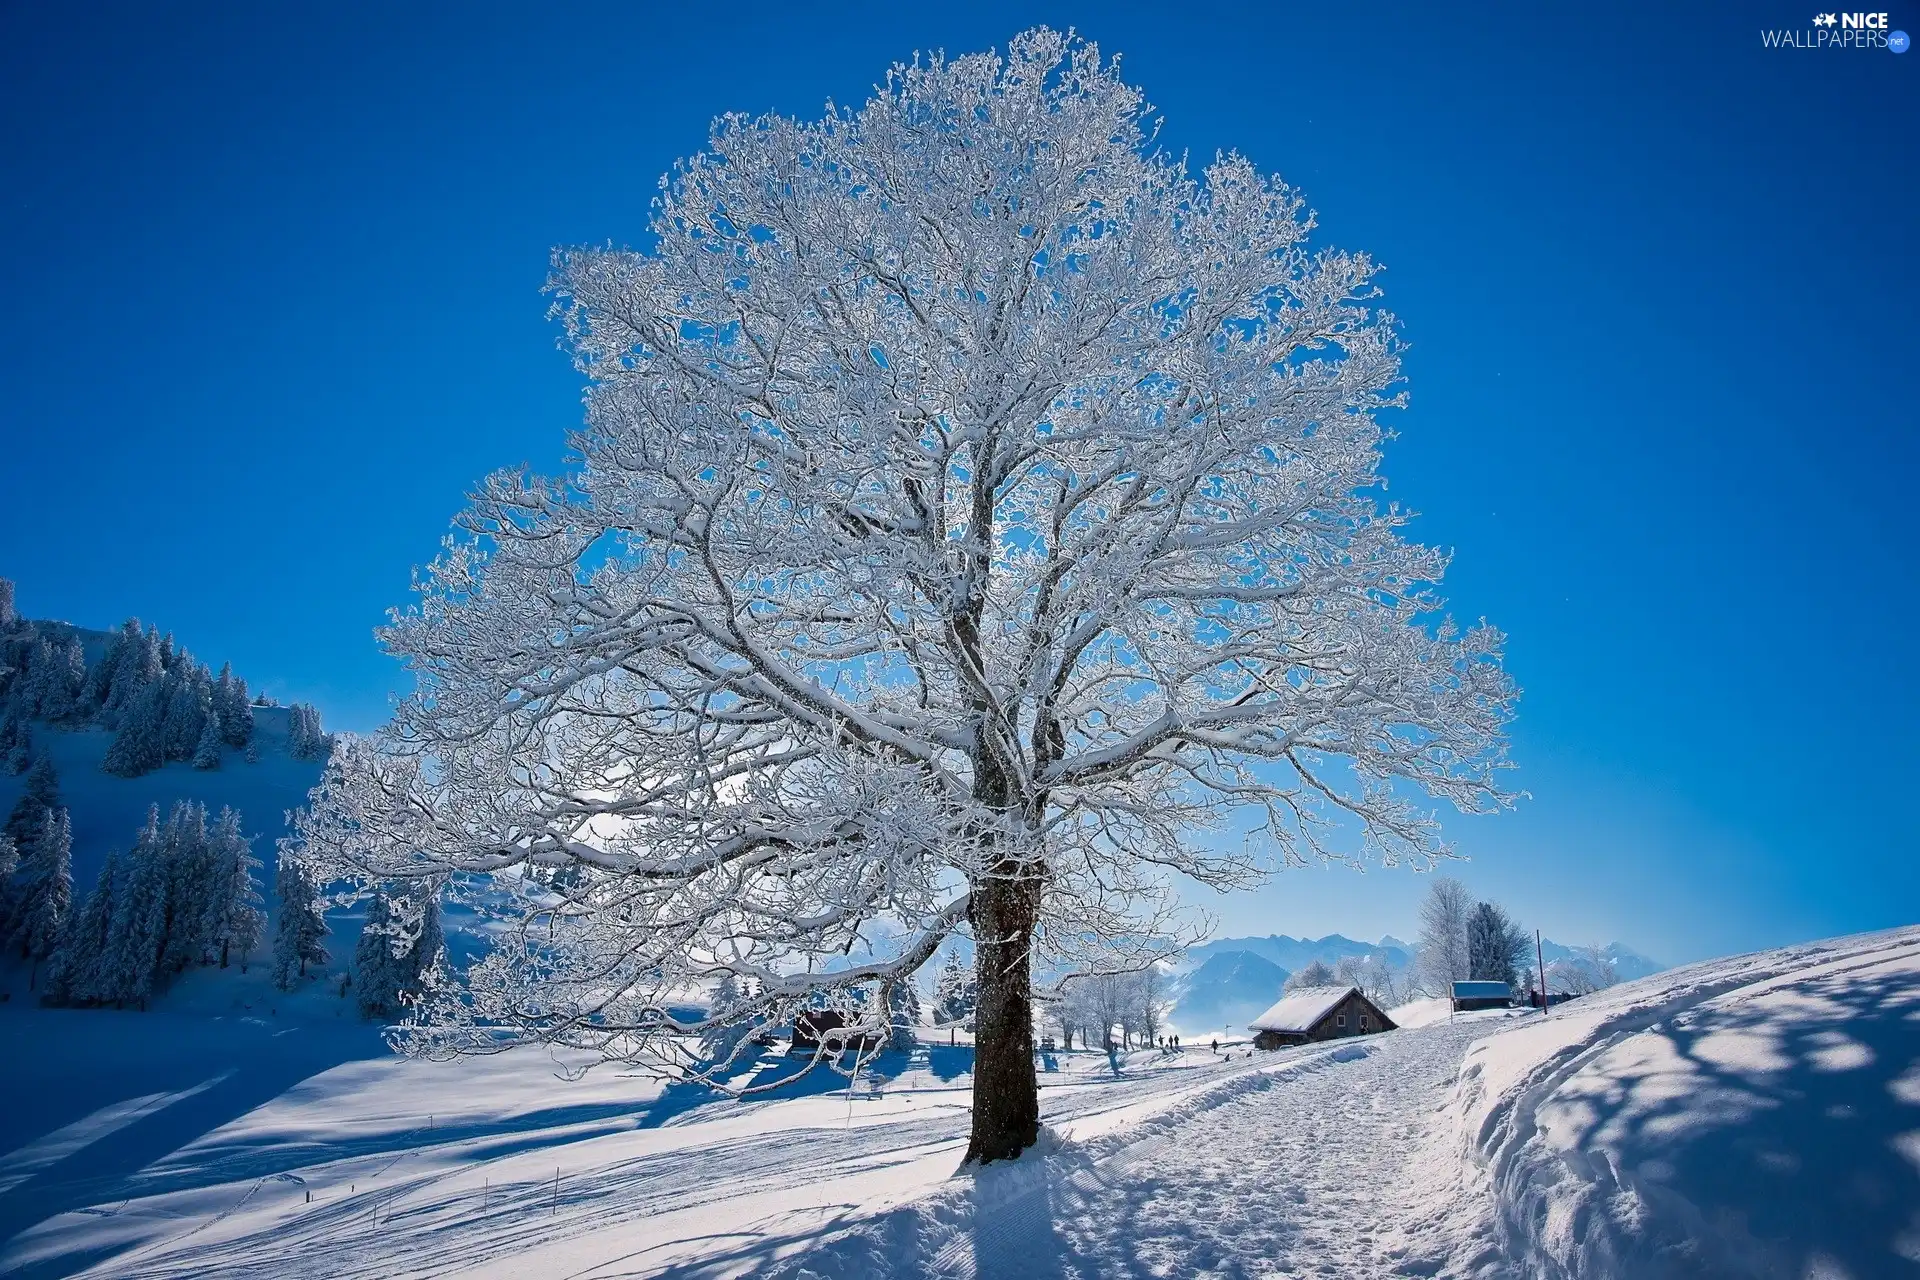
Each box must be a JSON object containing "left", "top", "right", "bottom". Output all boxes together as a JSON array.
[{"left": 292, "top": 28, "right": 1517, "bottom": 1163}]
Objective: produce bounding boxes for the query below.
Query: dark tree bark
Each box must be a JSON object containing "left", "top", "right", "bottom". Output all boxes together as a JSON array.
[{"left": 964, "top": 863, "right": 1042, "bottom": 1165}]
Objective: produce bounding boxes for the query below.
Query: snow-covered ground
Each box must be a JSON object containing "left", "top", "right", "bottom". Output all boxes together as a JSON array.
[{"left": 0, "top": 926, "right": 1912, "bottom": 1278}]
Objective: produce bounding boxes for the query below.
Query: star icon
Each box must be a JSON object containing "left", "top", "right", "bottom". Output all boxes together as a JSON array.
[{"left": 1814, "top": 12, "right": 1838, "bottom": 25}]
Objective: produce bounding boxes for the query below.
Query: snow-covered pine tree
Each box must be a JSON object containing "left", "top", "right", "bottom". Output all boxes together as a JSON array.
[
  {"left": 697, "top": 973, "right": 755, "bottom": 1068},
  {"left": 1466, "top": 900, "right": 1528, "bottom": 988},
  {"left": 100, "top": 809, "right": 167, "bottom": 1007},
  {"left": 350, "top": 892, "right": 399, "bottom": 1017},
  {"left": 287, "top": 704, "right": 330, "bottom": 761},
  {"left": 201, "top": 808, "right": 264, "bottom": 970},
  {"left": 0, "top": 578, "right": 14, "bottom": 631},
  {"left": 271, "top": 852, "right": 329, "bottom": 990},
  {"left": 14, "top": 808, "right": 72, "bottom": 985},
  {"left": 160, "top": 660, "right": 213, "bottom": 763},
  {"left": 351, "top": 886, "right": 441, "bottom": 1020},
  {"left": 99, "top": 624, "right": 163, "bottom": 728},
  {"left": 155, "top": 801, "right": 216, "bottom": 974},
  {"left": 102, "top": 680, "right": 168, "bottom": 777},
  {"left": 5, "top": 753, "right": 59, "bottom": 856},
  {"left": 192, "top": 714, "right": 223, "bottom": 770},
  {"left": 886, "top": 980, "right": 922, "bottom": 1053},
  {"left": 0, "top": 832, "right": 16, "bottom": 933},
  {"left": 0, "top": 708, "right": 29, "bottom": 775},
  {"left": 215, "top": 664, "right": 253, "bottom": 748},
  {"left": 290, "top": 29, "right": 1518, "bottom": 1164},
  {"left": 932, "top": 951, "right": 977, "bottom": 1028},
  {"left": 42, "top": 849, "right": 119, "bottom": 1006},
  {"left": 244, "top": 741, "right": 259, "bottom": 765}
]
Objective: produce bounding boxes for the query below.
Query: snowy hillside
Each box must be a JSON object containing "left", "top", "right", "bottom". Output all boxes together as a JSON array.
[
  {"left": 0, "top": 705, "right": 323, "bottom": 897},
  {"left": 0, "top": 926, "right": 1906, "bottom": 1276}
]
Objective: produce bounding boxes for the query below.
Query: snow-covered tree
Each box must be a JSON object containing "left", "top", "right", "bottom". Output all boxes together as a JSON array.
[
  {"left": 1415, "top": 876, "right": 1474, "bottom": 994},
  {"left": 1285, "top": 959, "right": 1339, "bottom": 992},
  {"left": 352, "top": 886, "right": 443, "bottom": 1020},
  {"left": 0, "top": 578, "right": 14, "bottom": 631},
  {"left": 42, "top": 849, "right": 119, "bottom": 1006},
  {"left": 215, "top": 664, "right": 254, "bottom": 748},
  {"left": 288, "top": 29, "right": 1516, "bottom": 1163},
  {"left": 191, "top": 715, "right": 223, "bottom": 770},
  {"left": 13, "top": 808, "right": 72, "bottom": 984},
  {"left": 1336, "top": 952, "right": 1405, "bottom": 1008},
  {"left": 102, "top": 681, "right": 168, "bottom": 777},
  {"left": 885, "top": 979, "right": 922, "bottom": 1052},
  {"left": 202, "top": 808, "right": 264, "bottom": 970},
  {"left": 932, "top": 951, "right": 978, "bottom": 1028},
  {"left": 271, "top": 852, "right": 329, "bottom": 990},
  {"left": 287, "top": 704, "right": 329, "bottom": 761},
  {"left": 699, "top": 973, "right": 760, "bottom": 1069},
  {"left": 1, "top": 708, "right": 30, "bottom": 775},
  {"left": 1466, "top": 899, "right": 1528, "bottom": 988},
  {"left": 5, "top": 754, "right": 60, "bottom": 856}
]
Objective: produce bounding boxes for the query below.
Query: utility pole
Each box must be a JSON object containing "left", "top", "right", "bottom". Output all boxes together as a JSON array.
[{"left": 1535, "top": 929, "right": 1548, "bottom": 1015}]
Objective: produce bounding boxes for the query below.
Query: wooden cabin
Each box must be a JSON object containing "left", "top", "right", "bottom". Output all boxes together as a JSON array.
[
  {"left": 1248, "top": 986, "right": 1395, "bottom": 1050},
  {"left": 1450, "top": 980, "right": 1514, "bottom": 1012}
]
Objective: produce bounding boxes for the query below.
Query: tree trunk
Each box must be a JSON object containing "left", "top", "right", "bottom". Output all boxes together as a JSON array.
[{"left": 965, "top": 869, "right": 1041, "bottom": 1165}]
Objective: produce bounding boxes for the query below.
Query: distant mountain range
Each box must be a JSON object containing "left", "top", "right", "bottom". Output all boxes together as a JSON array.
[
  {"left": 1167, "top": 932, "right": 1664, "bottom": 1036},
  {"left": 1180, "top": 932, "right": 1413, "bottom": 975}
]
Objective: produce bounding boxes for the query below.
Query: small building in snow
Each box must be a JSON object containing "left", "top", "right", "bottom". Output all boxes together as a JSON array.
[
  {"left": 1247, "top": 985, "right": 1395, "bottom": 1050},
  {"left": 1450, "top": 980, "right": 1513, "bottom": 1012}
]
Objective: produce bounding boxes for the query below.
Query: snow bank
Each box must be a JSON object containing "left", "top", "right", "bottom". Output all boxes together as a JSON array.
[
  {"left": 1450, "top": 925, "right": 1920, "bottom": 1279},
  {"left": 1387, "top": 995, "right": 1452, "bottom": 1028}
]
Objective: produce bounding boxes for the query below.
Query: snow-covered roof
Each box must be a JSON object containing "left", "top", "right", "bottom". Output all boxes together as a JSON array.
[{"left": 1248, "top": 985, "right": 1357, "bottom": 1033}]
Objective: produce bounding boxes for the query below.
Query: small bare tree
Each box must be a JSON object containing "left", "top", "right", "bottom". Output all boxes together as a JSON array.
[{"left": 291, "top": 28, "right": 1516, "bottom": 1164}]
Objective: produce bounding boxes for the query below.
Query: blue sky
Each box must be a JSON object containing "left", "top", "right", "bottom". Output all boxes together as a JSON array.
[{"left": 2, "top": 2, "right": 1913, "bottom": 964}]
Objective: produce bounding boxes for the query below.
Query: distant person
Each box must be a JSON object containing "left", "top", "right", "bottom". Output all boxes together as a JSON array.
[{"left": 1211, "top": 1038, "right": 1218, "bottom": 1055}]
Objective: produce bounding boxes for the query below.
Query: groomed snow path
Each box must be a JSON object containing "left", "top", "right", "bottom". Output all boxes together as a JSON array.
[{"left": 769, "top": 1021, "right": 1515, "bottom": 1280}]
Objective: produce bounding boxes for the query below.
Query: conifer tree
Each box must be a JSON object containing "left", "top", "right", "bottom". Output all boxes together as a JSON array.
[
  {"left": 0, "top": 832, "right": 17, "bottom": 934},
  {"left": 103, "top": 682, "right": 167, "bottom": 777},
  {"left": 351, "top": 888, "right": 442, "bottom": 1020},
  {"left": 101, "top": 625, "right": 162, "bottom": 727},
  {"left": 886, "top": 981, "right": 922, "bottom": 1052},
  {"left": 192, "top": 715, "right": 223, "bottom": 770},
  {"left": 933, "top": 951, "right": 977, "bottom": 1028},
  {"left": 215, "top": 664, "right": 254, "bottom": 748},
  {"left": 272, "top": 853, "right": 329, "bottom": 990},
  {"left": 5, "top": 754, "right": 60, "bottom": 854},
  {"left": 0, "top": 708, "right": 29, "bottom": 775},
  {"left": 43, "top": 849, "right": 119, "bottom": 1006},
  {"left": 202, "top": 808, "right": 264, "bottom": 970},
  {"left": 154, "top": 802, "right": 208, "bottom": 974},
  {"left": 14, "top": 808, "right": 73, "bottom": 985},
  {"left": 0, "top": 578, "right": 14, "bottom": 631},
  {"left": 101, "top": 809, "right": 167, "bottom": 1007},
  {"left": 161, "top": 661, "right": 213, "bottom": 763}
]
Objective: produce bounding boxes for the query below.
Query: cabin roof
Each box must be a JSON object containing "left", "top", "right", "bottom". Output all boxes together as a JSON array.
[{"left": 1247, "top": 985, "right": 1360, "bottom": 1033}]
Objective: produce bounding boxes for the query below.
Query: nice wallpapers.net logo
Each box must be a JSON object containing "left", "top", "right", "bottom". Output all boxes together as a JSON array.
[{"left": 1762, "top": 11, "right": 1911, "bottom": 49}]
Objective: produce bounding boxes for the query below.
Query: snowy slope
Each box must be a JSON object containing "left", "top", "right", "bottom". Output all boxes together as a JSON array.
[
  {"left": 0, "top": 706, "right": 323, "bottom": 901},
  {"left": 1445, "top": 925, "right": 1920, "bottom": 1279},
  {"left": 0, "top": 928, "right": 1909, "bottom": 1277}
]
